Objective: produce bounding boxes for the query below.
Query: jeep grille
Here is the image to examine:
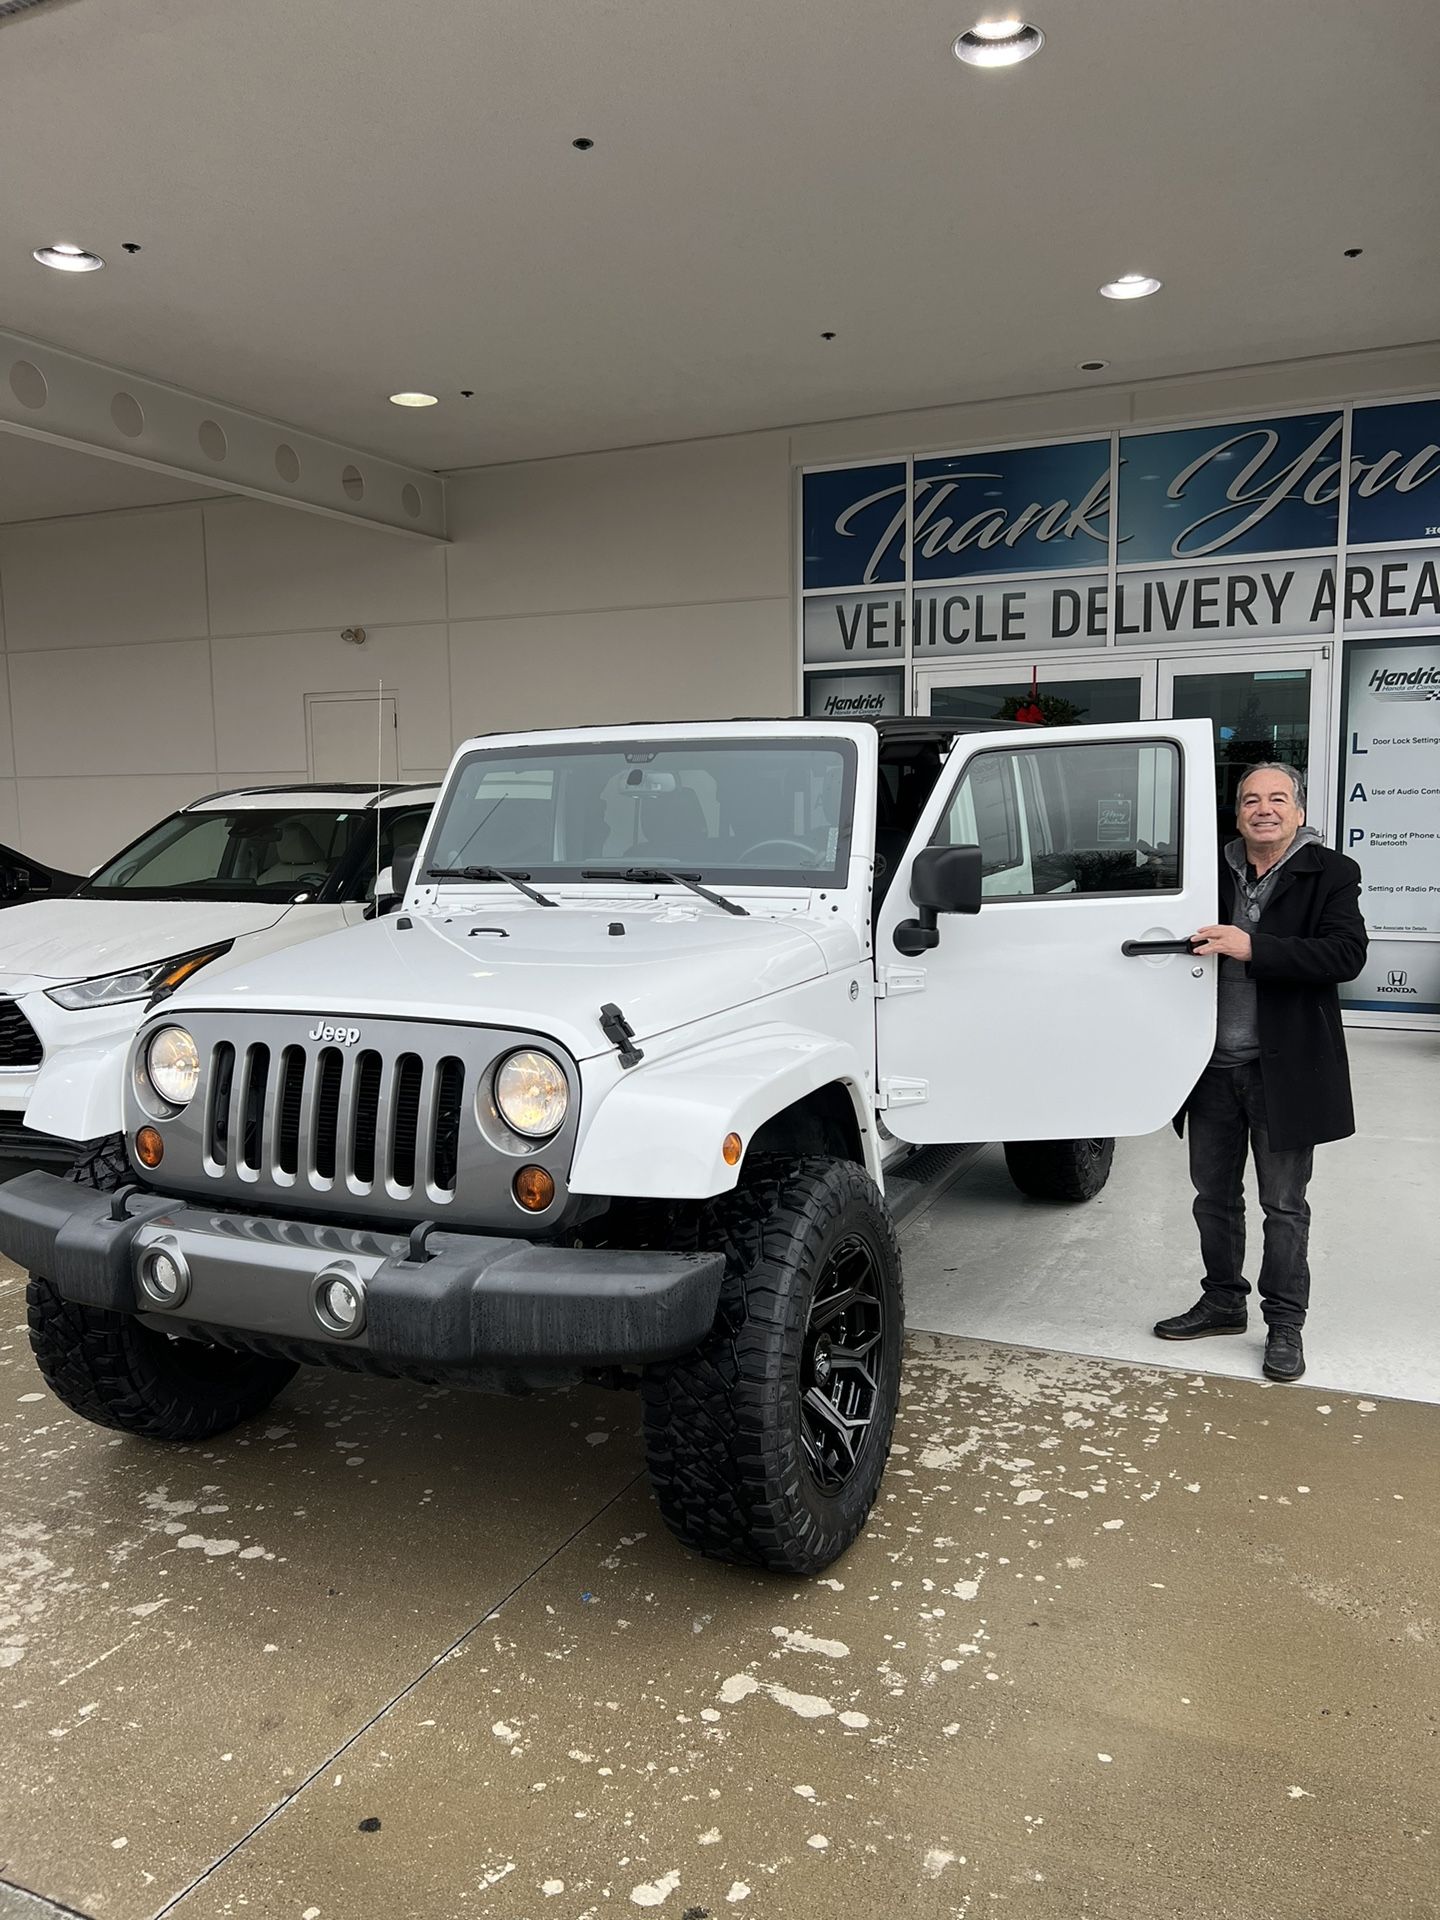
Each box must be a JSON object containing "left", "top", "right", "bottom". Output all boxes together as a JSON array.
[{"left": 133, "top": 1012, "right": 580, "bottom": 1230}]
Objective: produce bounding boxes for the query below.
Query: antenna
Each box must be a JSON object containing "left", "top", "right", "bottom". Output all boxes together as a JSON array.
[{"left": 375, "top": 679, "right": 384, "bottom": 883}]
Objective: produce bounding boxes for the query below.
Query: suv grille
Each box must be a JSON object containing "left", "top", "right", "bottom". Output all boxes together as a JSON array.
[
  {"left": 0, "top": 999, "right": 42, "bottom": 1068},
  {"left": 206, "top": 1039, "right": 466, "bottom": 1200}
]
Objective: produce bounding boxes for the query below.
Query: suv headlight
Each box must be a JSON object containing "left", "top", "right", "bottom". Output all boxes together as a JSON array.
[
  {"left": 47, "top": 944, "right": 233, "bottom": 1011},
  {"left": 493, "top": 1049, "right": 568, "bottom": 1137},
  {"left": 142, "top": 1026, "right": 201, "bottom": 1110}
]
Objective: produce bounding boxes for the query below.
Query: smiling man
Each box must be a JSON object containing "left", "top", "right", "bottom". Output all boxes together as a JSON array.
[{"left": 1153, "top": 763, "right": 1368, "bottom": 1381}]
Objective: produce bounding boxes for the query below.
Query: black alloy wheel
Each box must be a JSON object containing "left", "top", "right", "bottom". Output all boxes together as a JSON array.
[{"left": 800, "top": 1233, "right": 886, "bottom": 1491}]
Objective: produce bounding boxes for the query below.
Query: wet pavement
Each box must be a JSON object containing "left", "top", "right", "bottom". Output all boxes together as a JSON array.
[{"left": 2, "top": 1251, "right": 1435, "bottom": 1920}]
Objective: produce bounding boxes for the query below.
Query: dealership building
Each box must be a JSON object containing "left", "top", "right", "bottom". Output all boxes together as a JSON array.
[{"left": 3, "top": 346, "right": 1436, "bottom": 1025}]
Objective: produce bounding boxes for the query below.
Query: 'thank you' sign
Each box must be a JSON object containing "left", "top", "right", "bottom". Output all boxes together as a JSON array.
[{"left": 801, "top": 396, "right": 1440, "bottom": 662}]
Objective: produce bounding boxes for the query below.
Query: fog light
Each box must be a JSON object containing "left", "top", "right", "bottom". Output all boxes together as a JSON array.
[
  {"left": 312, "top": 1267, "right": 367, "bottom": 1338},
  {"left": 138, "top": 1243, "right": 189, "bottom": 1308},
  {"left": 513, "top": 1165, "right": 555, "bottom": 1212},
  {"left": 135, "top": 1126, "right": 164, "bottom": 1168}
]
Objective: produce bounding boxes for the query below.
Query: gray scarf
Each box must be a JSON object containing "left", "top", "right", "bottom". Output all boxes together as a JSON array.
[{"left": 1224, "top": 824, "right": 1322, "bottom": 925}]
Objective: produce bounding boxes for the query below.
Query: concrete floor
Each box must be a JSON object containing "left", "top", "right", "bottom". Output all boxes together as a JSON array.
[
  {"left": 907, "top": 1030, "right": 1440, "bottom": 1403},
  {"left": 1, "top": 1030, "right": 1436, "bottom": 1920}
]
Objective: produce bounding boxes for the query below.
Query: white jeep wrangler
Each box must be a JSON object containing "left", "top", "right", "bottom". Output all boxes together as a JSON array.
[{"left": 0, "top": 718, "right": 1216, "bottom": 1574}]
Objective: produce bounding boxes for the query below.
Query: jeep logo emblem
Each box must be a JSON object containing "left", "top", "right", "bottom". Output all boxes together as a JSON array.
[{"left": 309, "top": 1021, "right": 362, "bottom": 1045}]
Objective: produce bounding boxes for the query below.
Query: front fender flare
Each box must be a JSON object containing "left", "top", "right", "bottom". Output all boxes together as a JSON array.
[{"left": 569, "top": 1023, "right": 881, "bottom": 1199}]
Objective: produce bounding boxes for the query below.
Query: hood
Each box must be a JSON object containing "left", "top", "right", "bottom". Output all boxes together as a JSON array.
[
  {"left": 169, "top": 901, "right": 849, "bottom": 1059},
  {"left": 0, "top": 898, "right": 294, "bottom": 988}
]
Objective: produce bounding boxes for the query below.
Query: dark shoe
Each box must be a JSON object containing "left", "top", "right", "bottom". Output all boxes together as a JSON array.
[
  {"left": 1263, "top": 1327, "right": 1306, "bottom": 1381},
  {"left": 1153, "top": 1297, "right": 1248, "bottom": 1340}
]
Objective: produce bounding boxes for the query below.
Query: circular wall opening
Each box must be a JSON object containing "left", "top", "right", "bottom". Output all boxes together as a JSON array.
[
  {"left": 9, "top": 361, "right": 48, "bottom": 410},
  {"left": 198, "top": 419, "right": 228, "bottom": 461},
  {"left": 341, "top": 464, "right": 365, "bottom": 501},
  {"left": 111, "top": 392, "right": 145, "bottom": 437},
  {"left": 275, "top": 443, "right": 301, "bottom": 484},
  {"left": 401, "top": 483, "right": 423, "bottom": 520}
]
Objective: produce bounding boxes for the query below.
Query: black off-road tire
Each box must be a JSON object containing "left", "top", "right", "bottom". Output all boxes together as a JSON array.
[
  {"left": 22, "top": 1136, "right": 297, "bottom": 1441},
  {"left": 1002, "top": 1136, "right": 1115, "bottom": 1202},
  {"left": 640, "top": 1156, "right": 903, "bottom": 1575}
]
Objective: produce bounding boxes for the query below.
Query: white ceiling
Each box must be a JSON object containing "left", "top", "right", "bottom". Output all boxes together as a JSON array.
[
  {"left": 0, "top": 433, "right": 221, "bottom": 524},
  {"left": 1, "top": 0, "right": 1437, "bottom": 474}
]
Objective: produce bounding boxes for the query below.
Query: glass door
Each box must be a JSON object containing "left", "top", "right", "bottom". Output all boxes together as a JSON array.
[
  {"left": 916, "top": 656, "right": 1157, "bottom": 726},
  {"left": 1157, "top": 650, "right": 1328, "bottom": 845}
]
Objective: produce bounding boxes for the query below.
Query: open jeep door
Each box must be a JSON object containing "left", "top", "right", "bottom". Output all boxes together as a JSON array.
[{"left": 873, "top": 719, "right": 1218, "bottom": 1144}]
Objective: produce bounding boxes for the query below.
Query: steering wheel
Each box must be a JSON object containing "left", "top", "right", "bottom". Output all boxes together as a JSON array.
[
  {"left": 735, "top": 837, "right": 821, "bottom": 865},
  {"left": 290, "top": 870, "right": 328, "bottom": 894}
]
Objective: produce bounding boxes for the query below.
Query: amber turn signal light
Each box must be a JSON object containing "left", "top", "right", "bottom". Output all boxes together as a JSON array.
[
  {"left": 722, "top": 1132, "right": 743, "bottom": 1167},
  {"left": 513, "top": 1165, "right": 555, "bottom": 1212},
  {"left": 134, "top": 1126, "right": 164, "bottom": 1169}
]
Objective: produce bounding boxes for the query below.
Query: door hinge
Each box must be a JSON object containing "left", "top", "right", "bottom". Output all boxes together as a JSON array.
[
  {"left": 878, "top": 1076, "right": 929, "bottom": 1109},
  {"left": 876, "top": 965, "right": 927, "bottom": 998}
]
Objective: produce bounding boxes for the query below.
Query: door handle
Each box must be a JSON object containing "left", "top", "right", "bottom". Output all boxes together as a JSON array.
[{"left": 1121, "top": 938, "right": 1198, "bottom": 956}]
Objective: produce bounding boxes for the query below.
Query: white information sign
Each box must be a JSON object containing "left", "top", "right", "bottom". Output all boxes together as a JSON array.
[{"left": 1338, "top": 638, "right": 1440, "bottom": 940}]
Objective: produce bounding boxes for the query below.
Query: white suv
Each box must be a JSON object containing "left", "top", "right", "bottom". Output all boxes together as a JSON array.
[
  {"left": 0, "top": 782, "right": 436, "bottom": 1166},
  {"left": 0, "top": 720, "right": 1216, "bottom": 1573}
]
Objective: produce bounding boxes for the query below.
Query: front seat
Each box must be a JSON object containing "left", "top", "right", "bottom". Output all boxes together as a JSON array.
[
  {"left": 633, "top": 786, "right": 709, "bottom": 864},
  {"left": 254, "top": 820, "right": 328, "bottom": 888}
]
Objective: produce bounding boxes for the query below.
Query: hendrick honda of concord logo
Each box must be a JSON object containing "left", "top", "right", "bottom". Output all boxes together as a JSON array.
[
  {"left": 309, "top": 1021, "right": 362, "bottom": 1044},
  {"left": 1369, "top": 664, "right": 1440, "bottom": 700}
]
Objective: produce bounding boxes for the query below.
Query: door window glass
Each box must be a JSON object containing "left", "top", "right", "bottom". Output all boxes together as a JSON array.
[
  {"left": 938, "top": 741, "right": 1181, "bottom": 896},
  {"left": 1168, "top": 668, "right": 1310, "bottom": 843}
]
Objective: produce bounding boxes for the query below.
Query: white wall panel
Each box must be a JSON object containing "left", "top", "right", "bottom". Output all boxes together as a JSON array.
[
  {"left": 8, "top": 639, "right": 215, "bottom": 779},
  {"left": 0, "top": 663, "right": 14, "bottom": 779},
  {"left": 449, "top": 600, "right": 791, "bottom": 739},
  {"left": 17, "top": 774, "right": 223, "bottom": 871},
  {"left": 204, "top": 498, "right": 447, "bottom": 636},
  {"left": 0, "top": 505, "right": 206, "bottom": 650},
  {"left": 445, "top": 432, "right": 791, "bottom": 620},
  {"left": 211, "top": 624, "right": 451, "bottom": 776}
]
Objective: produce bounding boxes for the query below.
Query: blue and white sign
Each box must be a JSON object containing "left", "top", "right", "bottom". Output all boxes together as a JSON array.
[
  {"left": 1347, "top": 398, "right": 1440, "bottom": 548},
  {"left": 802, "top": 463, "right": 906, "bottom": 589},
  {"left": 911, "top": 441, "right": 1110, "bottom": 581},
  {"left": 1116, "top": 412, "right": 1344, "bottom": 564},
  {"left": 802, "top": 397, "right": 1440, "bottom": 622}
]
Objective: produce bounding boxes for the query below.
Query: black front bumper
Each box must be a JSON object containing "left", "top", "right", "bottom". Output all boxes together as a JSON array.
[{"left": 0, "top": 1172, "right": 725, "bottom": 1372}]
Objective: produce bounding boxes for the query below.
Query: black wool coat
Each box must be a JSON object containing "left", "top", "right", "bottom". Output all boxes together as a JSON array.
[{"left": 1174, "top": 841, "right": 1369, "bottom": 1152}]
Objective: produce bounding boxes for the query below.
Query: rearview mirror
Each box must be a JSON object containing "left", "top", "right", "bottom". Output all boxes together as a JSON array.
[{"left": 893, "top": 844, "right": 983, "bottom": 956}]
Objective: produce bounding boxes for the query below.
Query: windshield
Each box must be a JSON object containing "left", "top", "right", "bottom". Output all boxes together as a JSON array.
[
  {"left": 425, "top": 740, "right": 858, "bottom": 887},
  {"left": 83, "top": 808, "right": 364, "bottom": 901}
]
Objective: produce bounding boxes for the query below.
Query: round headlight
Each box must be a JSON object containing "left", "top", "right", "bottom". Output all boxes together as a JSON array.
[
  {"left": 494, "top": 1049, "right": 568, "bottom": 1138},
  {"left": 146, "top": 1026, "right": 200, "bottom": 1109}
]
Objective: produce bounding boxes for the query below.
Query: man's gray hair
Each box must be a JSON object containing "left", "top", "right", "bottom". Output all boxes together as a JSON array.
[{"left": 1237, "top": 762, "right": 1306, "bottom": 809}]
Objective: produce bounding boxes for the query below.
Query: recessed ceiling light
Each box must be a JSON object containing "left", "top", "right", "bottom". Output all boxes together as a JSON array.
[
  {"left": 33, "top": 242, "right": 105, "bottom": 273},
  {"left": 389, "top": 391, "right": 438, "bottom": 408},
  {"left": 953, "top": 19, "right": 1044, "bottom": 66},
  {"left": 1077, "top": 359, "right": 1109, "bottom": 372},
  {"left": 1099, "top": 273, "right": 1162, "bottom": 300}
]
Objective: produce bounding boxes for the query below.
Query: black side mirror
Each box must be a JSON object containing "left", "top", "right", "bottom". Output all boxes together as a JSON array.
[{"left": 893, "top": 844, "right": 983, "bottom": 956}]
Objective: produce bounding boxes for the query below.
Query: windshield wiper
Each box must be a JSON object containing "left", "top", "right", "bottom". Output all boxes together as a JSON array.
[
  {"left": 580, "top": 867, "right": 748, "bottom": 917},
  {"left": 425, "top": 864, "right": 557, "bottom": 906}
]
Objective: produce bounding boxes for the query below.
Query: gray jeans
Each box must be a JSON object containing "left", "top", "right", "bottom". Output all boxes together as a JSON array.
[{"left": 1186, "top": 1061, "right": 1313, "bottom": 1329}]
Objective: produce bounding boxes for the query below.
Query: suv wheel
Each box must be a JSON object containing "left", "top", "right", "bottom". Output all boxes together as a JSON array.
[
  {"left": 1002, "top": 1136, "right": 1115, "bottom": 1202},
  {"left": 640, "top": 1156, "right": 903, "bottom": 1575},
  {"left": 23, "top": 1136, "right": 298, "bottom": 1442}
]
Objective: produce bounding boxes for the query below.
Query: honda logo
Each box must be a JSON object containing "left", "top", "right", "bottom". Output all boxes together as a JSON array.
[{"left": 1387, "top": 970, "right": 1408, "bottom": 989}]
